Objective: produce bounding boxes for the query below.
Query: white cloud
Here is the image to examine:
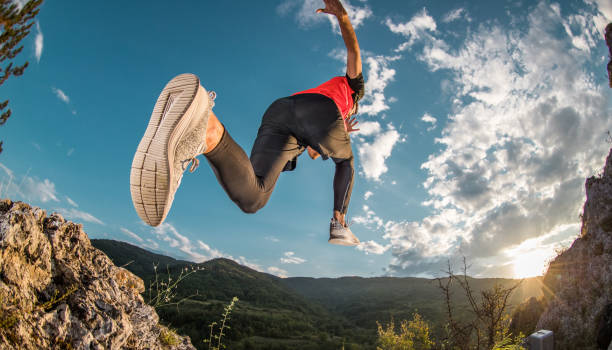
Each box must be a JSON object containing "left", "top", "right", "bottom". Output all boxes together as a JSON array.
[
  {"left": 380, "top": 1, "right": 612, "bottom": 277},
  {"left": 234, "top": 256, "right": 264, "bottom": 272},
  {"left": 153, "top": 223, "right": 206, "bottom": 261},
  {"left": 65, "top": 196, "right": 78, "bottom": 207},
  {"left": 52, "top": 87, "right": 70, "bottom": 103},
  {"left": 357, "top": 240, "right": 390, "bottom": 255},
  {"left": 280, "top": 251, "right": 307, "bottom": 264},
  {"left": 120, "top": 227, "right": 144, "bottom": 243},
  {"left": 142, "top": 239, "right": 159, "bottom": 251},
  {"left": 278, "top": 0, "right": 372, "bottom": 32},
  {"left": 0, "top": 164, "right": 60, "bottom": 204},
  {"left": 594, "top": 0, "right": 612, "bottom": 21},
  {"left": 353, "top": 205, "right": 384, "bottom": 229},
  {"left": 23, "top": 177, "right": 58, "bottom": 203},
  {"left": 359, "top": 55, "right": 398, "bottom": 116},
  {"left": 267, "top": 266, "right": 289, "bottom": 278},
  {"left": 67, "top": 148, "right": 74, "bottom": 157},
  {"left": 421, "top": 113, "right": 437, "bottom": 131},
  {"left": 151, "top": 223, "right": 267, "bottom": 272},
  {"left": 265, "top": 235, "right": 280, "bottom": 242},
  {"left": 364, "top": 191, "right": 373, "bottom": 200},
  {"left": 385, "top": 8, "right": 436, "bottom": 51},
  {"left": 442, "top": 8, "right": 471, "bottom": 23},
  {"left": 355, "top": 121, "right": 381, "bottom": 136},
  {"left": 55, "top": 207, "right": 104, "bottom": 225},
  {"left": 555, "top": 3, "right": 600, "bottom": 54},
  {"left": 0, "top": 162, "right": 14, "bottom": 179},
  {"left": 197, "top": 240, "right": 225, "bottom": 259},
  {"left": 35, "top": 22, "right": 43, "bottom": 63},
  {"left": 356, "top": 123, "right": 401, "bottom": 181}
]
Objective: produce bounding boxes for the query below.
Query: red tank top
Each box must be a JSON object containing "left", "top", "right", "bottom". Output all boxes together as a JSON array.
[{"left": 292, "top": 76, "right": 355, "bottom": 119}]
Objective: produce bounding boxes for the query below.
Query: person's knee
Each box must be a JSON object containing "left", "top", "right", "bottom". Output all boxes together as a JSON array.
[
  {"left": 333, "top": 156, "right": 354, "bottom": 167},
  {"left": 237, "top": 198, "right": 266, "bottom": 214}
]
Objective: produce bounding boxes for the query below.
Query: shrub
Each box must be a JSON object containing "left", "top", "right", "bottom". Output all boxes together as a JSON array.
[{"left": 376, "top": 312, "right": 435, "bottom": 350}]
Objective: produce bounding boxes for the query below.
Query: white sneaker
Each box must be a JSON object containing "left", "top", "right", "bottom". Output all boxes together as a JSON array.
[
  {"left": 130, "top": 73, "right": 215, "bottom": 226},
  {"left": 328, "top": 218, "right": 360, "bottom": 246}
]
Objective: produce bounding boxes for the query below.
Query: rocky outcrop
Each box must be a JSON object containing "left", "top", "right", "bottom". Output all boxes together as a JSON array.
[
  {"left": 0, "top": 200, "right": 195, "bottom": 350},
  {"left": 537, "top": 148, "right": 612, "bottom": 349}
]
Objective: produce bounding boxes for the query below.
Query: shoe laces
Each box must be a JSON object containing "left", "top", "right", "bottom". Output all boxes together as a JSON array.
[
  {"left": 331, "top": 217, "right": 352, "bottom": 229},
  {"left": 184, "top": 90, "right": 217, "bottom": 173}
]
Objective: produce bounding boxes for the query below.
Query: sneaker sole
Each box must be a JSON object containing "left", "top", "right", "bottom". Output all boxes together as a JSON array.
[
  {"left": 130, "top": 73, "right": 209, "bottom": 226},
  {"left": 328, "top": 238, "right": 360, "bottom": 246}
]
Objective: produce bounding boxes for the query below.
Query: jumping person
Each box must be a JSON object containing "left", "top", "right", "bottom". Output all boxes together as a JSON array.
[{"left": 130, "top": 0, "right": 365, "bottom": 246}]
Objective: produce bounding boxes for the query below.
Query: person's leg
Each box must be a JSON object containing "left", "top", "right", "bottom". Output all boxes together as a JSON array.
[
  {"left": 204, "top": 98, "right": 302, "bottom": 213},
  {"left": 332, "top": 155, "right": 354, "bottom": 226}
]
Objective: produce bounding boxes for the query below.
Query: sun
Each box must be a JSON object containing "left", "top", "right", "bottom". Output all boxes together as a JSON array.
[{"left": 512, "top": 250, "right": 550, "bottom": 278}]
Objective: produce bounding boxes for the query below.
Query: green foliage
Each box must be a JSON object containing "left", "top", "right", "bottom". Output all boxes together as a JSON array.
[
  {"left": 204, "top": 296, "right": 239, "bottom": 350},
  {"left": 159, "top": 326, "right": 180, "bottom": 346},
  {"left": 147, "top": 263, "right": 203, "bottom": 309},
  {"left": 37, "top": 284, "right": 78, "bottom": 311},
  {"left": 492, "top": 327, "right": 525, "bottom": 350},
  {"left": 0, "top": 0, "right": 44, "bottom": 153},
  {"left": 93, "top": 239, "right": 541, "bottom": 350},
  {"left": 376, "top": 313, "right": 434, "bottom": 350}
]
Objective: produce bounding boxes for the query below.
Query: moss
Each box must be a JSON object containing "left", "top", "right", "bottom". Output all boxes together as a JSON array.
[
  {"left": 0, "top": 293, "right": 19, "bottom": 331},
  {"left": 159, "top": 327, "right": 180, "bottom": 346}
]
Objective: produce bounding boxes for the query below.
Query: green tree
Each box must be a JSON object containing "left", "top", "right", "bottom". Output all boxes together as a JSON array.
[
  {"left": 0, "top": 0, "right": 43, "bottom": 153},
  {"left": 376, "top": 313, "right": 435, "bottom": 350}
]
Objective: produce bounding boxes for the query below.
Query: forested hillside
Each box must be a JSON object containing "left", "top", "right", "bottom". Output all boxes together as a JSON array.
[{"left": 93, "top": 239, "right": 541, "bottom": 349}]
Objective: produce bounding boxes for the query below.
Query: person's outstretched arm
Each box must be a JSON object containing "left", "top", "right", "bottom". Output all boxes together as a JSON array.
[{"left": 317, "top": 0, "right": 362, "bottom": 78}]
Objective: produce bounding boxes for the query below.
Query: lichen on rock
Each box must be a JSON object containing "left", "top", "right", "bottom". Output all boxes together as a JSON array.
[{"left": 0, "top": 199, "right": 195, "bottom": 350}]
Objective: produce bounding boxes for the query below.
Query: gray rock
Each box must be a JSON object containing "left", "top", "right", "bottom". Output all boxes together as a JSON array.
[
  {"left": 537, "top": 148, "right": 612, "bottom": 349},
  {"left": 0, "top": 200, "right": 196, "bottom": 350}
]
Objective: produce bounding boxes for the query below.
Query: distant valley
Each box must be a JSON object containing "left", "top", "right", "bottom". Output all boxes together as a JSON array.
[{"left": 92, "top": 239, "right": 542, "bottom": 350}]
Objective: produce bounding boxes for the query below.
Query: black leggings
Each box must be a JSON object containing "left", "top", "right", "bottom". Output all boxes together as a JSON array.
[{"left": 205, "top": 94, "right": 354, "bottom": 214}]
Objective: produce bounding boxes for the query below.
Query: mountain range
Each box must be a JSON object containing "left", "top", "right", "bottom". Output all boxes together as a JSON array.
[{"left": 92, "top": 239, "right": 542, "bottom": 350}]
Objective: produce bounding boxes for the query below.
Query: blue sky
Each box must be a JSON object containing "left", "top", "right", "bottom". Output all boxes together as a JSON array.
[{"left": 1, "top": 0, "right": 611, "bottom": 279}]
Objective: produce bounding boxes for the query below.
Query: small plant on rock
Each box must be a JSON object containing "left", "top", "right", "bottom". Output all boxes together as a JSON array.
[
  {"left": 204, "top": 296, "right": 239, "bottom": 350},
  {"left": 147, "top": 263, "right": 203, "bottom": 310},
  {"left": 159, "top": 326, "right": 180, "bottom": 346}
]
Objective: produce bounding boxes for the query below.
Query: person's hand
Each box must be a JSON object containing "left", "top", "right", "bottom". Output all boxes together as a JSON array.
[
  {"left": 344, "top": 116, "right": 360, "bottom": 133},
  {"left": 316, "top": 0, "right": 347, "bottom": 18},
  {"left": 307, "top": 146, "right": 320, "bottom": 160}
]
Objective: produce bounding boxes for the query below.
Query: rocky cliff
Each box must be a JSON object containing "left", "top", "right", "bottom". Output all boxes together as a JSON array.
[
  {"left": 0, "top": 200, "right": 195, "bottom": 350},
  {"left": 537, "top": 147, "right": 612, "bottom": 349}
]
